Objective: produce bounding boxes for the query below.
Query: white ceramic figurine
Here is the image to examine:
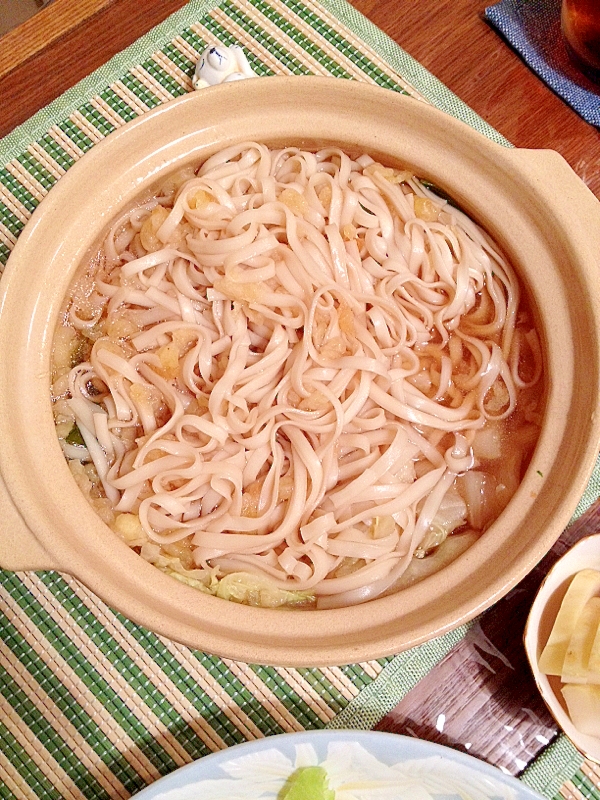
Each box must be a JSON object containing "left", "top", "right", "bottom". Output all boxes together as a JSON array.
[{"left": 192, "top": 44, "right": 257, "bottom": 89}]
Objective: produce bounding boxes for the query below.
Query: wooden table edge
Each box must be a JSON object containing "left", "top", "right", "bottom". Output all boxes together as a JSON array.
[{"left": 0, "top": 0, "right": 117, "bottom": 81}]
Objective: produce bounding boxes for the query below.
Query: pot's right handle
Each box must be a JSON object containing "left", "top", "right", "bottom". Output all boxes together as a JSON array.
[
  {"left": 0, "top": 471, "right": 58, "bottom": 571},
  {"left": 503, "top": 148, "right": 600, "bottom": 254}
]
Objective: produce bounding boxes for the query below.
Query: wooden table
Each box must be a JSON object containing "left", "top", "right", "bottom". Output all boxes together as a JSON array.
[{"left": 1, "top": 0, "right": 599, "bottom": 198}]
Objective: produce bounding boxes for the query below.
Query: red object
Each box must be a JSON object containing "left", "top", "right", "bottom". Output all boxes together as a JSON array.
[{"left": 562, "top": 0, "right": 600, "bottom": 80}]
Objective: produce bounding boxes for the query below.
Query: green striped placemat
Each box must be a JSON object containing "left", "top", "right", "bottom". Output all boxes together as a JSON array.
[{"left": 0, "top": 1, "right": 596, "bottom": 798}]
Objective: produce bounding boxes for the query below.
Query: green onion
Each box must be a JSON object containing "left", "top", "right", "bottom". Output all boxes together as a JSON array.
[
  {"left": 66, "top": 424, "right": 85, "bottom": 446},
  {"left": 421, "top": 180, "right": 463, "bottom": 210}
]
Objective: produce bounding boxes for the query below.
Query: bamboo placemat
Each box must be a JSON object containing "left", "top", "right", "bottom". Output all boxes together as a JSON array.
[{"left": 0, "top": 1, "right": 598, "bottom": 798}]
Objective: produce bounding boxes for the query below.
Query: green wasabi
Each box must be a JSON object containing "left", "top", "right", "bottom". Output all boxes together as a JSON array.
[{"left": 279, "top": 766, "right": 334, "bottom": 800}]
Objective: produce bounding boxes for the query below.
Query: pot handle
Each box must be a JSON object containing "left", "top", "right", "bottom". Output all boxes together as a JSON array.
[
  {"left": 0, "top": 471, "right": 59, "bottom": 571},
  {"left": 503, "top": 147, "right": 600, "bottom": 252}
]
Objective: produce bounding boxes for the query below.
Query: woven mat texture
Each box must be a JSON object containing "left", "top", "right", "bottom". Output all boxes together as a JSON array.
[{"left": 0, "top": 1, "right": 597, "bottom": 798}]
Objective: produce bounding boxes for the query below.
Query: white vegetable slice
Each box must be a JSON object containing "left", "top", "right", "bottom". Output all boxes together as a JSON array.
[
  {"left": 587, "top": 618, "right": 600, "bottom": 680},
  {"left": 539, "top": 569, "right": 600, "bottom": 676},
  {"left": 562, "top": 683, "right": 600, "bottom": 737},
  {"left": 562, "top": 597, "right": 600, "bottom": 683}
]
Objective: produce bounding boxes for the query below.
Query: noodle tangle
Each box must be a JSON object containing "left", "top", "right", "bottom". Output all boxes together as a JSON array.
[{"left": 51, "top": 143, "right": 543, "bottom": 609}]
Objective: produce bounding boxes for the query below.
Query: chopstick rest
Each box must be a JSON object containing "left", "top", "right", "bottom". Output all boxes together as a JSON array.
[{"left": 193, "top": 43, "right": 257, "bottom": 89}]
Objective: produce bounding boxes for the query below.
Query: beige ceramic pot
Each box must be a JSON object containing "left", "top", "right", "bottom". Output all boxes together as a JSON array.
[{"left": 1, "top": 77, "right": 599, "bottom": 667}]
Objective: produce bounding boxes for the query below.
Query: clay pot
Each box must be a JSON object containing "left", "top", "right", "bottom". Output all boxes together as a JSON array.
[{"left": 1, "top": 77, "right": 599, "bottom": 666}]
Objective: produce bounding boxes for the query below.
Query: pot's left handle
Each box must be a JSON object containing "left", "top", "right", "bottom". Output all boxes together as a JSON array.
[{"left": 0, "top": 471, "right": 58, "bottom": 571}]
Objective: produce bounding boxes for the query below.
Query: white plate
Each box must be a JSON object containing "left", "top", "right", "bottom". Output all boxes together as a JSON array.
[{"left": 132, "top": 730, "right": 544, "bottom": 799}]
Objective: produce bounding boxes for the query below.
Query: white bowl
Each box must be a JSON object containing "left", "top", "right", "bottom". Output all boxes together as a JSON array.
[{"left": 525, "top": 533, "right": 600, "bottom": 762}]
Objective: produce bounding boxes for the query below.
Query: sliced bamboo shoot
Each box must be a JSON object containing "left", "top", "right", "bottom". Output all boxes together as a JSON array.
[
  {"left": 562, "top": 598, "right": 600, "bottom": 683},
  {"left": 562, "top": 684, "right": 600, "bottom": 737},
  {"left": 539, "top": 569, "right": 600, "bottom": 675},
  {"left": 586, "top": 616, "right": 600, "bottom": 681}
]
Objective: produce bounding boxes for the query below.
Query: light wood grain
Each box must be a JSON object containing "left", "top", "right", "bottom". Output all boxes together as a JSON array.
[{"left": 0, "top": 0, "right": 116, "bottom": 79}]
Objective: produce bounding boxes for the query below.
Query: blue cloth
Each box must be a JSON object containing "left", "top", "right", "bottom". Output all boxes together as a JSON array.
[{"left": 484, "top": 0, "right": 600, "bottom": 127}]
